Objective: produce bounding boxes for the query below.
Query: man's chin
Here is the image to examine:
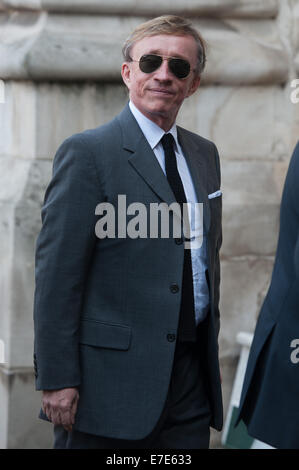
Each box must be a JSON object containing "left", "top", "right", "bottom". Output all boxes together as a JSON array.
[{"left": 146, "top": 103, "right": 173, "bottom": 117}]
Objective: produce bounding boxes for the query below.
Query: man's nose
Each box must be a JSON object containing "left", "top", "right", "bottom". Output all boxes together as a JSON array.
[{"left": 154, "top": 59, "right": 173, "bottom": 81}]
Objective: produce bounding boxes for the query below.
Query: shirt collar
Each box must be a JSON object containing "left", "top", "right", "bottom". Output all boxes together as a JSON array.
[{"left": 129, "top": 100, "right": 179, "bottom": 152}]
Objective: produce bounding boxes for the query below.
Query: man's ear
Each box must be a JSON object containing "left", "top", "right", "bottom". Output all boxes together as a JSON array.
[
  {"left": 121, "top": 62, "right": 131, "bottom": 90},
  {"left": 186, "top": 75, "right": 201, "bottom": 98}
]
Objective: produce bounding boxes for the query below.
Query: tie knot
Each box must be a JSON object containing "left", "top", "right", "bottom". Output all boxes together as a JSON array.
[{"left": 161, "top": 133, "right": 175, "bottom": 152}]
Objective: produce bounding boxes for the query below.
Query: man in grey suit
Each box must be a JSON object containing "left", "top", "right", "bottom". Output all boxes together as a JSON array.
[{"left": 33, "top": 15, "right": 223, "bottom": 449}]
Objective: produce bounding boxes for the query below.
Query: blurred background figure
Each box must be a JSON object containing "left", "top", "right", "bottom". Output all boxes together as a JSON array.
[{"left": 236, "top": 142, "right": 299, "bottom": 449}]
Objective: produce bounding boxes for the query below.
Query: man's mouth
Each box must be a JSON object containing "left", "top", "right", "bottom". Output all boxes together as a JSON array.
[{"left": 148, "top": 88, "right": 174, "bottom": 96}]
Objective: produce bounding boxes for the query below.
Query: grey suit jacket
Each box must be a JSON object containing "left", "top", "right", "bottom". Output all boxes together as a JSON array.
[{"left": 33, "top": 103, "right": 223, "bottom": 440}]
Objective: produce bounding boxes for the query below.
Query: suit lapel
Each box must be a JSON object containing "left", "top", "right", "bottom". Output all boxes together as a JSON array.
[
  {"left": 177, "top": 127, "right": 211, "bottom": 233},
  {"left": 117, "top": 103, "right": 177, "bottom": 206}
]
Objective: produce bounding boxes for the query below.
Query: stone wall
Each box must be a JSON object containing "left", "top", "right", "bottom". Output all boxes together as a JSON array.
[{"left": 0, "top": 0, "right": 299, "bottom": 449}]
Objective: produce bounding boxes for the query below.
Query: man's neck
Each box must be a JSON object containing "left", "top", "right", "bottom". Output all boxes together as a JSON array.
[{"left": 130, "top": 100, "right": 176, "bottom": 132}]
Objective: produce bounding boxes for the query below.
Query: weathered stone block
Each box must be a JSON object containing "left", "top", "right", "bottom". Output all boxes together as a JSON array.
[
  {"left": 219, "top": 257, "right": 275, "bottom": 359},
  {"left": 222, "top": 160, "right": 287, "bottom": 206},
  {"left": 0, "top": 81, "right": 37, "bottom": 159},
  {"left": 0, "top": 0, "right": 279, "bottom": 18},
  {"left": 222, "top": 202, "right": 280, "bottom": 258},
  {"left": 0, "top": 158, "right": 52, "bottom": 367},
  {"left": 179, "top": 85, "right": 295, "bottom": 161},
  {"left": 35, "top": 83, "right": 128, "bottom": 159},
  {"left": 0, "top": 81, "right": 128, "bottom": 159},
  {"left": 0, "top": 13, "right": 288, "bottom": 84},
  {"left": 220, "top": 159, "right": 289, "bottom": 257},
  {"left": 4, "top": 82, "right": 294, "bottom": 163}
]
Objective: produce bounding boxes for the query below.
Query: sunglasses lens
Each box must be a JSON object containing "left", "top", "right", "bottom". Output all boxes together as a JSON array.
[
  {"left": 169, "top": 58, "right": 190, "bottom": 79},
  {"left": 139, "top": 55, "right": 162, "bottom": 73},
  {"left": 138, "top": 55, "right": 191, "bottom": 79}
]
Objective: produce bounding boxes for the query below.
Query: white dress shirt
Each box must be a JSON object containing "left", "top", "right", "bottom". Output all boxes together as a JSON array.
[{"left": 129, "top": 100, "right": 209, "bottom": 324}]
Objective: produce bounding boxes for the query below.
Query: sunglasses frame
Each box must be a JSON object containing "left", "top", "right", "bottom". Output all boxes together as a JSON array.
[{"left": 130, "top": 53, "right": 193, "bottom": 80}]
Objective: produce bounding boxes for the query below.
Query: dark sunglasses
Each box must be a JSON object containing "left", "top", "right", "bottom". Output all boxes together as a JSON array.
[{"left": 131, "top": 54, "right": 192, "bottom": 79}]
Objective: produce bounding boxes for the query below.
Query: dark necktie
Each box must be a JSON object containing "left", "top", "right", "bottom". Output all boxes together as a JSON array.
[{"left": 161, "top": 133, "right": 197, "bottom": 342}]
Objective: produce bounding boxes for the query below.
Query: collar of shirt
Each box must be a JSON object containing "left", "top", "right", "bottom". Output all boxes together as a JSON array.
[{"left": 129, "top": 100, "right": 180, "bottom": 153}]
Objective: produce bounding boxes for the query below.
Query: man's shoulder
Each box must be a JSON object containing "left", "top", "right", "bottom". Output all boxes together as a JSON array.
[
  {"left": 177, "top": 126, "right": 216, "bottom": 151},
  {"left": 178, "top": 126, "right": 221, "bottom": 180}
]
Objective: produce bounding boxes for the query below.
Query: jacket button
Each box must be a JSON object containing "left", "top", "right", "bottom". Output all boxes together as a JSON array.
[
  {"left": 175, "top": 238, "right": 183, "bottom": 245},
  {"left": 170, "top": 283, "right": 179, "bottom": 293},
  {"left": 167, "top": 334, "right": 176, "bottom": 342}
]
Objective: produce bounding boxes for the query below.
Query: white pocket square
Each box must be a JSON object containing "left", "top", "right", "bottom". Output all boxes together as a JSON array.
[{"left": 208, "top": 190, "right": 222, "bottom": 199}]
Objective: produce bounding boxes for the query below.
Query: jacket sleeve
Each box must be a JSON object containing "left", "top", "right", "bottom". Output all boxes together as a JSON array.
[
  {"left": 289, "top": 142, "right": 299, "bottom": 279},
  {"left": 33, "top": 134, "right": 102, "bottom": 390},
  {"left": 213, "top": 143, "right": 222, "bottom": 339}
]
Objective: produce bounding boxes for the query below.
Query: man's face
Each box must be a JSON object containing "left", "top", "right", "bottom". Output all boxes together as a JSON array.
[{"left": 121, "top": 34, "right": 201, "bottom": 130}]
